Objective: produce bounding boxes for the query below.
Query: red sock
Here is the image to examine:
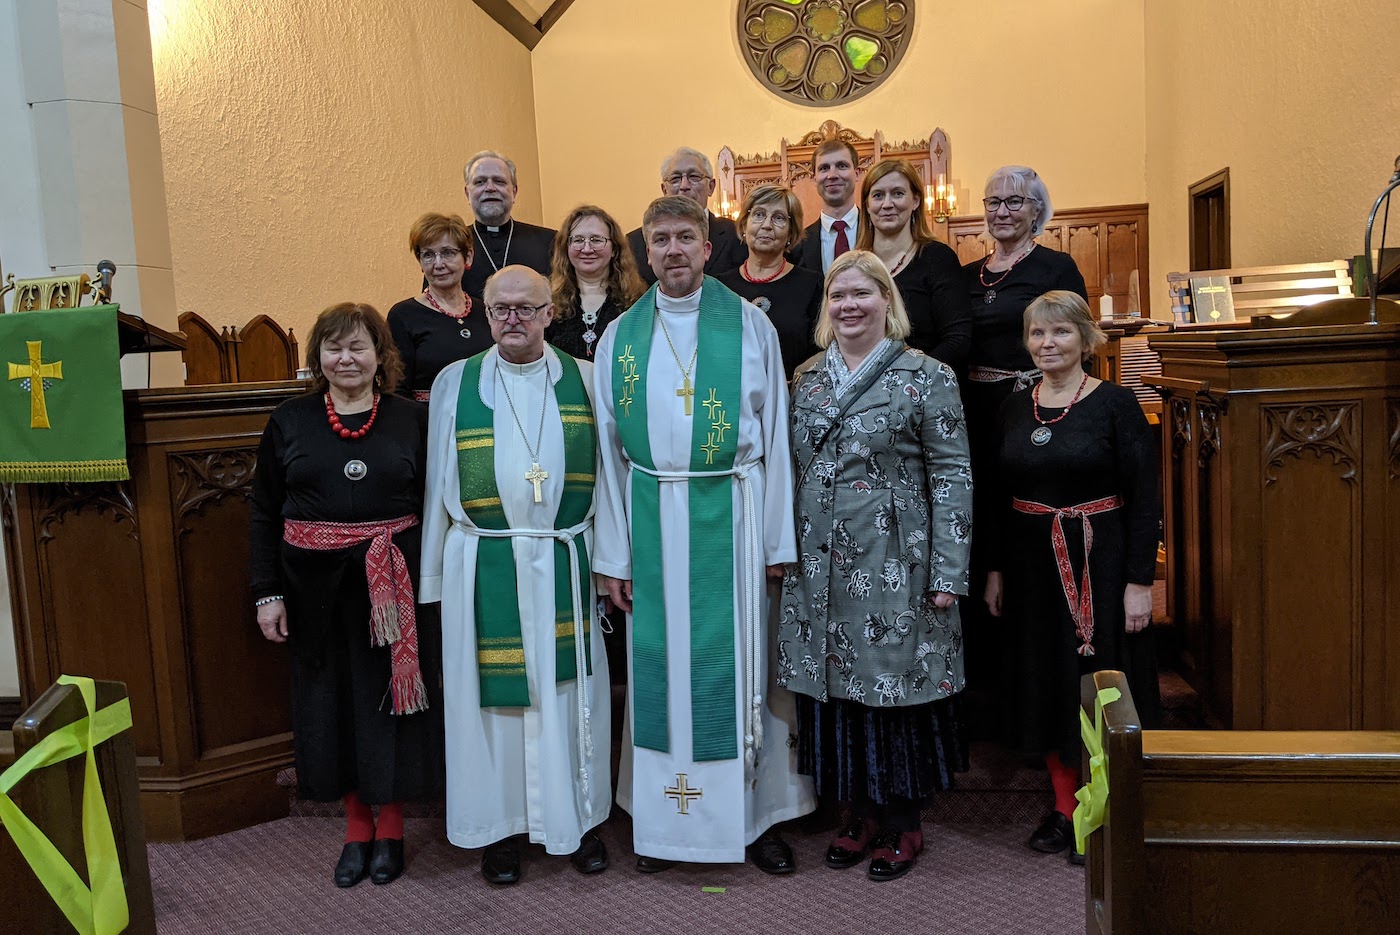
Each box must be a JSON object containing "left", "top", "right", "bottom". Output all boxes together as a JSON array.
[
  {"left": 343, "top": 792, "right": 375, "bottom": 843},
  {"left": 1045, "top": 752, "right": 1080, "bottom": 818},
  {"left": 376, "top": 801, "right": 405, "bottom": 841}
]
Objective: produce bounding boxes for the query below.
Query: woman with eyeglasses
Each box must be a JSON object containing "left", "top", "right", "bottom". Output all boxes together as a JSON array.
[
  {"left": 716, "top": 183, "right": 822, "bottom": 378},
  {"left": 545, "top": 205, "right": 646, "bottom": 361},
  {"left": 388, "top": 212, "right": 492, "bottom": 402}
]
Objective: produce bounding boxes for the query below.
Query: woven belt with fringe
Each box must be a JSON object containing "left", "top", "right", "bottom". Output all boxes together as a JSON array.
[{"left": 1011, "top": 495, "right": 1123, "bottom": 656}]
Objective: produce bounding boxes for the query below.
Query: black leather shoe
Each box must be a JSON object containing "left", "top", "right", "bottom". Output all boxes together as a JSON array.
[
  {"left": 825, "top": 817, "right": 875, "bottom": 869},
  {"left": 369, "top": 838, "right": 404, "bottom": 885},
  {"left": 334, "top": 841, "right": 372, "bottom": 888},
  {"left": 867, "top": 828, "right": 923, "bottom": 882},
  {"left": 1068, "top": 847, "right": 1086, "bottom": 866},
  {"left": 481, "top": 839, "right": 522, "bottom": 885},
  {"left": 569, "top": 831, "right": 609, "bottom": 874},
  {"left": 747, "top": 829, "right": 796, "bottom": 875},
  {"left": 1028, "top": 812, "right": 1073, "bottom": 854},
  {"left": 635, "top": 855, "right": 677, "bottom": 874}
]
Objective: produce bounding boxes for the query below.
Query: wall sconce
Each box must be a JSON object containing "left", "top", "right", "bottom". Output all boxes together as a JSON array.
[
  {"left": 718, "top": 190, "right": 740, "bottom": 221},
  {"left": 926, "top": 173, "right": 956, "bottom": 223}
]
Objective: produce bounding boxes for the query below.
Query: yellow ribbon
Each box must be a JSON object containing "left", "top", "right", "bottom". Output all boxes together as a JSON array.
[
  {"left": 1071, "top": 685, "right": 1121, "bottom": 856},
  {"left": 0, "top": 675, "right": 133, "bottom": 935}
]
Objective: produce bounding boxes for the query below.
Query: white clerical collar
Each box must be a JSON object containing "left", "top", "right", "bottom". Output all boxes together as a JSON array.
[
  {"left": 479, "top": 345, "right": 558, "bottom": 406},
  {"left": 656, "top": 285, "right": 702, "bottom": 314},
  {"left": 821, "top": 206, "right": 859, "bottom": 232},
  {"left": 498, "top": 352, "right": 548, "bottom": 376}
]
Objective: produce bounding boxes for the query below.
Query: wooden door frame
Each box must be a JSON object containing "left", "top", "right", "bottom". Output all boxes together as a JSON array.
[{"left": 1189, "top": 168, "right": 1231, "bottom": 271}]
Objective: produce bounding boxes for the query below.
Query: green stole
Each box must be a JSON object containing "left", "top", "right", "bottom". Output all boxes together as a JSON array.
[
  {"left": 611, "top": 277, "right": 744, "bottom": 761},
  {"left": 455, "top": 350, "right": 595, "bottom": 707}
]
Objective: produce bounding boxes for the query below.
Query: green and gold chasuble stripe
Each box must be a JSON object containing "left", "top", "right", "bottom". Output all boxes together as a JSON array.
[
  {"left": 612, "top": 277, "right": 743, "bottom": 761},
  {"left": 456, "top": 350, "right": 595, "bottom": 707}
]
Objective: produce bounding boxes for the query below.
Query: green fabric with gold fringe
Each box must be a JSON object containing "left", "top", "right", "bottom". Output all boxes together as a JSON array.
[{"left": 0, "top": 306, "right": 128, "bottom": 483}]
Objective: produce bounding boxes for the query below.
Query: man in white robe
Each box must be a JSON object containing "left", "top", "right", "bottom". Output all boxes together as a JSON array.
[
  {"left": 421, "top": 266, "right": 611, "bottom": 884},
  {"left": 594, "top": 196, "right": 815, "bottom": 873}
]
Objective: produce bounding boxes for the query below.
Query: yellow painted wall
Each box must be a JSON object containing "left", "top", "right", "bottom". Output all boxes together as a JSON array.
[
  {"left": 532, "top": 0, "right": 1148, "bottom": 241},
  {"left": 150, "top": 0, "right": 544, "bottom": 345},
  {"left": 1144, "top": 0, "right": 1400, "bottom": 318}
]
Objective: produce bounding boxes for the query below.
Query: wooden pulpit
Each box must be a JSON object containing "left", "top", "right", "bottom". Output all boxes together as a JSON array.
[{"left": 1146, "top": 316, "right": 1400, "bottom": 730}]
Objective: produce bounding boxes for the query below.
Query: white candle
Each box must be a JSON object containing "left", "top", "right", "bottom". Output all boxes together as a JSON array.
[{"left": 1099, "top": 294, "right": 1114, "bottom": 319}]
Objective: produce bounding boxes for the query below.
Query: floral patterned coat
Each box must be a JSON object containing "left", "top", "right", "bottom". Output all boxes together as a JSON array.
[{"left": 777, "top": 345, "right": 973, "bottom": 708}]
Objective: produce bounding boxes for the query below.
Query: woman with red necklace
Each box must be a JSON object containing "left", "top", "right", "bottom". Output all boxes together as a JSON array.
[
  {"left": 250, "top": 302, "right": 442, "bottom": 889},
  {"left": 983, "top": 291, "right": 1158, "bottom": 865},
  {"left": 717, "top": 183, "right": 822, "bottom": 377},
  {"left": 388, "top": 212, "right": 491, "bottom": 402}
]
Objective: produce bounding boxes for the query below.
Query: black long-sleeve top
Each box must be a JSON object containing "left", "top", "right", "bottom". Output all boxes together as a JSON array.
[{"left": 895, "top": 241, "right": 973, "bottom": 372}]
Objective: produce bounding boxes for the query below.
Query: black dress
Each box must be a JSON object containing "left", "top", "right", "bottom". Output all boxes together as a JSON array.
[
  {"left": 249, "top": 392, "right": 443, "bottom": 804},
  {"left": 387, "top": 297, "right": 493, "bottom": 402},
  {"left": 715, "top": 265, "right": 822, "bottom": 378},
  {"left": 992, "top": 382, "right": 1160, "bottom": 762},
  {"left": 462, "top": 219, "right": 556, "bottom": 306},
  {"left": 894, "top": 242, "right": 972, "bottom": 372},
  {"left": 546, "top": 295, "right": 625, "bottom": 361}
]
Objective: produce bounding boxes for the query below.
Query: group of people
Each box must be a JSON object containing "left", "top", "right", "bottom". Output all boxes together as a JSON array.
[{"left": 248, "top": 142, "right": 1160, "bottom": 891}]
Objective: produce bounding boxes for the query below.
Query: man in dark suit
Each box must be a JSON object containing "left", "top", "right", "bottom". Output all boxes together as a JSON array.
[
  {"left": 627, "top": 147, "right": 747, "bottom": 284},
  {"left": 791, "top": 139, "right": 861, "bottom": 277},
  {"left": 459, "top": 150, "right": 557, "bottom": 305}
]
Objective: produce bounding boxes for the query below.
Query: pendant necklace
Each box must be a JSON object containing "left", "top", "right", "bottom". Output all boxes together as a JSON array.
[
  {"left": 495, "top": 361, "right": 551, "bottom": 503},
  {"left": 1030, "top": 372, "right": 1088, "bottom": 446},
  {"left": 325, "top": 392, "right": 380, "bottom": 480},
  {"left": 980, "top": 242, "right": 1036, "bottom": 304},
  {"left": 423, "top": 287, "right": 474, "bottom": 340},
  {"left": 656, "top": 312, "right": 699, "bottom": 416},
  {"left": 475, "top": 219, "right": 515, "bottom": 273},
  {"left": 579, "top": 290, "right": 606, "bottom": 357}
]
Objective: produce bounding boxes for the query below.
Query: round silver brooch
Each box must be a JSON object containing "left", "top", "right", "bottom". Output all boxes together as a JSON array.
[
  {"left": 460, "top": 327, "right": 472, "bottom": 339},
  {"left": 753, "top": 296, "right": 772, "bottom": 313},
  {"left": 344, "top": 459, "right": 368, "bottom": 481},
  {"left": 1030, "top": 426, "right": 1053, "bottom": 447}
]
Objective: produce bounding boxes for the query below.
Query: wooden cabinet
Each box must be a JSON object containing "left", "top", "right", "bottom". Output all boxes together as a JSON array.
[
  {"left": 1145, "top": 322, "right": 1400, "bottom": 730},
  {"left": 2, "top": 381, "right": 304, "bottom": 840}
]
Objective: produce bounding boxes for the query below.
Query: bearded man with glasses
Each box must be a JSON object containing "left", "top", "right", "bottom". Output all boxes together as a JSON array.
[{"left": 626, "top": 147, "right": 747, "bottom": 285}]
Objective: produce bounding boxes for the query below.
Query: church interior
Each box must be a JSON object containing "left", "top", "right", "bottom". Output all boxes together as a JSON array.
[{"left": 3, "top": 1, "right": 1400, "bottom": 932}]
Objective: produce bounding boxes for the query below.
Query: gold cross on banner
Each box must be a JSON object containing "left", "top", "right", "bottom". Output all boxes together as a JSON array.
[
  {"left": 664, "top": 773, "right": 703, "bottom": 815},
  {"left": 524, "top": 461, "right": 548, "bottom": 503},
  {"left": 7, "top": 340, "right": 63, "bottom": 429},
  {"left": 676, "top": 374, "right": 694, "bottom": 416},
  {"left": 702, "top": 388, "right": 722, "bottom": 420}
]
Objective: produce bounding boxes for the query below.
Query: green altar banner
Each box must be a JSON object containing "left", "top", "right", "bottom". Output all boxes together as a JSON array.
[{"left": 0, "top": 305, "right": 128, "bottom": 483}]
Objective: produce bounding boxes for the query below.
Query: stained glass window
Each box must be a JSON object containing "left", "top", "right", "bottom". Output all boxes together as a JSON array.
[{"left": 738, "top": 0, "right": 914, "bottom": 106}]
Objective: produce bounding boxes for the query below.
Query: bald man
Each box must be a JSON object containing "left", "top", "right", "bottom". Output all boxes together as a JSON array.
[{"left": 421, "top": 266, "right": 612, "bottom": 884}]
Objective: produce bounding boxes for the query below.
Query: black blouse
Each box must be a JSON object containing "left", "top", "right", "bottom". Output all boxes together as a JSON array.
[
  {"left": 963, "top": 246, "right": 1088, "bottom": 372},
  {"left": 716, "top": 265, "right": 822, "bottom": 378},
  {"left": 894, "top": 241, "right": 973, "bottom": 372},
  {"left": 546, "top": 295, "right": 626, "bottom": 361},
  {"left": 387, "top": 297, "right": 493, "bottom": 401}
]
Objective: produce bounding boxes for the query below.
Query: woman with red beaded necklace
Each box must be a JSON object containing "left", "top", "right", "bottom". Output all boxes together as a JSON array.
[
  {"left": 250, "top": 302, "right": 442, "bottom": 890},
  {"left": 983, "top": 290, "right": 1159, "bottom": 866},
  {"left": 716, "top": 183, "right": 822, "bottom": 377}
]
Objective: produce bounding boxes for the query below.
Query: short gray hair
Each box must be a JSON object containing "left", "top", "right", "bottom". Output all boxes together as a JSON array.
[
  {"left": 642, "top": 196, "right": 709, "bottom": 240},
  {"left": 464, "top": 150, "right": 519, "bottom": 187},
  {"left": 660, "top": 147, "right": 714, "bottom": 181},
  {"left": 984, "top": 165, "right": 1054, "bottom": 236}
]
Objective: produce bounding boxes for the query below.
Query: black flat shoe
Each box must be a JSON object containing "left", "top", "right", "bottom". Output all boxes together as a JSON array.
[
  {"left": 334, "top": 841, "right": 372, "bottom": 888},
  {"left": 369, "top": 838, "right": 404, "bottom": 885},
  {"left": 569, "top": 831, "right": 609, "bottom": 874},
  {"left": 635, "top": 855, "right": 677, "bottom": 874},
  {"left": 1028, "top": 812, "right": 1073, "bottom": 854},
  {"left": 747, "top": 829, "right": 796, "bottom": 875},
  {"left": 867, "top": 828, "right": 923, "bottom": 882},
  {"left": 825, "top": 817, "right": 875, "bottom": 869},
  {"left": 481, "top": 839, "right": 522, "bottom": 885},
  {"left": 1068, "top": 847, "right": 1086, "bottom": 866}
]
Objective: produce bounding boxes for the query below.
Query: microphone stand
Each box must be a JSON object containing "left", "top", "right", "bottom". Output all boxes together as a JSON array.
[{"left": 1364, "top": 155, "right": 1400, "bottom": 325}]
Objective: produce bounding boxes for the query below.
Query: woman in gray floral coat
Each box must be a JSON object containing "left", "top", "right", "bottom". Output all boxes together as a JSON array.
[{"left": 778, "top": 250, "right": 973, "bottom": 883}]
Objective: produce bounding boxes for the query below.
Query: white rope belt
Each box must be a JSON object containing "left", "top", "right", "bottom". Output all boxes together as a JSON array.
[
  {"left": 630, "top": 461, "right": 766, "bottom": 775},
  {"left": 457, "top": 515, "right": 597, "bottom": 818}
]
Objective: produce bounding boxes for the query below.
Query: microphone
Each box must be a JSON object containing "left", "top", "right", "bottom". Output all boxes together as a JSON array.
[{"left": 95, "top": 259, "right": 116, "bottom": 305}]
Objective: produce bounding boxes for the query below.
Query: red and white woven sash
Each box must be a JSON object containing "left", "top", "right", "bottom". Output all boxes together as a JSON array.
[
  {"left": 1011, "top": 495, "right": 1123, "bottom": 656},
  {"left": 283, "top": 514, "right": 426, "bottom": 714}
]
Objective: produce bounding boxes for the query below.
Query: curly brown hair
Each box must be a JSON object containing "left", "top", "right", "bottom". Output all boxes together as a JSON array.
[
  {"left": 549, "top": 205, "right": 647, "bottom": 319},
  {"left": 304, "top": 302, "right": 403, "bottom": 394}
]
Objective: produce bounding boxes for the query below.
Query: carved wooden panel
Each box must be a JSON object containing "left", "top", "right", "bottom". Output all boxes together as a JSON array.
[
  {"left": 1263, "top": 404, "right": 1360, "bottom": 485},
  {"left": 169, "top": 450, "right": 292, "bottom": 759},
  {"left": 178, "top": 311, "right": 229, "bottom": 385},
  {"left": 234, "top": 315, "right": 299, "bottom": 382}
]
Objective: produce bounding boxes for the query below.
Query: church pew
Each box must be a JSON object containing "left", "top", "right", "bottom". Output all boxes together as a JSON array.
[
  {"left": 1083, "top": 670, "right": 1400, "bottom": 935},
  {"left": 2, "top": 679, "right": 156, "bottom": 935}
]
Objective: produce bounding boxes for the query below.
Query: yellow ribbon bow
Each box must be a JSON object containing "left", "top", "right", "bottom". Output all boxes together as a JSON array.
[
  {"left": 1071, "top": 685, "right": 1121, "bottom": 856},
  {"left": 0, "top": 675, "right": 134, "bottom": 935}
]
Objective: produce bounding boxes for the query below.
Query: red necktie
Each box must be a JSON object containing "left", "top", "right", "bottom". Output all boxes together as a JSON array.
[{"left": 831, "top": 219, "right": 850, "bottom": 259}]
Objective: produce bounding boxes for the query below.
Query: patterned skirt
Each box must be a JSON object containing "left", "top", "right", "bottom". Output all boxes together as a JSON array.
[{"left": 795, "top": 694, "right": 966, "bottom": 805}]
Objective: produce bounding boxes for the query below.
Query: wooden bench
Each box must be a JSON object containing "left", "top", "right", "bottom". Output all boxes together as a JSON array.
[
  {"left": 1082, "top": 670, "right": 1400, "bottom": 934},
  {"left": 1166, "top": 261, "right": 1353, "bottom": 327},
  {"left": 1, "top": 680, "right": 156, "bottom": 935}
]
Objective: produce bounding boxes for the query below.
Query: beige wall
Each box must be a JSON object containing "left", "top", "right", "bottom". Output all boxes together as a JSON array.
[
  {"left": 1144, "top": 0, "right": 1400, "bottom": 318},
  {"left": 532, "top": 0, "right": 1148, "bottom": 240},
  {"left": 150, "top": 0, "right": 545, "bottom": 344}
]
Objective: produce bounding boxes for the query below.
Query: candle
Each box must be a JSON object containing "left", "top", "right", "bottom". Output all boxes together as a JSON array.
[{"left": 1099, "top": 294, "right": 1114, "bottom": 319}]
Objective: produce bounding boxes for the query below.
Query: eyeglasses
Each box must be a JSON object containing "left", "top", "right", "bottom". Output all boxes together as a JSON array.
[
  {"left": 982, "top": 196, "right": 1036, "bottom": 212},
  {"left": 485, "top": 303, "right": 549, "bottom": 321},
  {"left": 665, "top": 172, "right": 711, "bottom": 187},
  {"left": 568, "top": 235, "right": 610, "bottom": 249},
  {"left": 748, "top": 209, "right": 790, "bottom": 228},
  {"left": 419, "top": 247, "right": 463, "bottom": 262}
]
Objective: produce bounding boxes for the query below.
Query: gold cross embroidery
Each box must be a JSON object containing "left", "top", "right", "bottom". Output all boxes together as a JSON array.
[
  {"left": 664, "top": 773, "right": 703, "bottom": 815},
  {"left": 701, "top": 388, "right": 722, "bottom": 420},
  {"left": 617, "top": 345, "right": 636, "bottom": 368},
  {"left": 711, "top": 412, "right": 731, "bottom": 444},
  {"left": 701, "top": 432, "right": 720, "bottom": 465},
  {"left": 7, "top": 340, "right": 63, "bottom": 429}
]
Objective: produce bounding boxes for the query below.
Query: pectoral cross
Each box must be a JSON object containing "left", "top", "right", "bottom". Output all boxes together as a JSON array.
[
  {"left": 7, "top": 340, "right": 63, "bottom": 429},
  {"left": 676, "top": 374, "right": 694, "bottom": 416},
  {"left": 524, "top": 462, "right": 548, "bottom": 503},
  {"left": 664, "top": 773, "right": 703, "bottom": 815}
]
